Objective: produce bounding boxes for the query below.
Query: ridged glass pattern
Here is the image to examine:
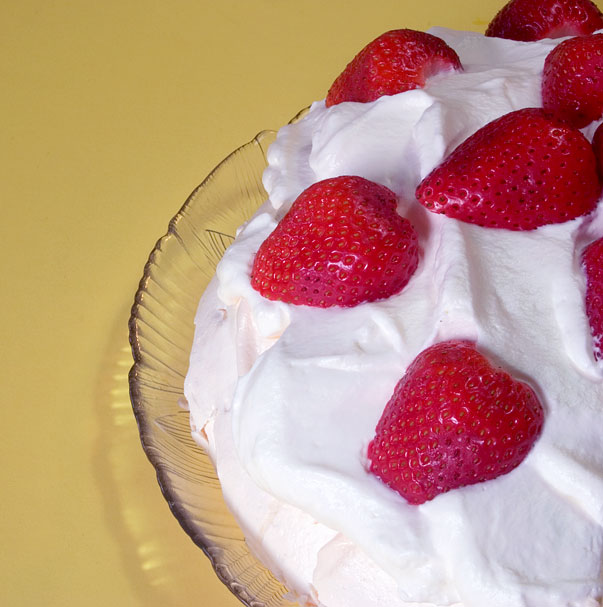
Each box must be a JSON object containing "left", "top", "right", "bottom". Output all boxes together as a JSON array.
[{"left": 129, "top": 128, "right": 300, "bottom": 607}]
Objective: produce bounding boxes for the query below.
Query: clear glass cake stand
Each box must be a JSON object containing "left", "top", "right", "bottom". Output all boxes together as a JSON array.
[{"left": 128, "top": 124, "right": 302, "bottom": 607}]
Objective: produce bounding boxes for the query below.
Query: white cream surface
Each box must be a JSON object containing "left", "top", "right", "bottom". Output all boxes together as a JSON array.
[{"left": 184, "top": 28, "right": 603, "bottom": 607}]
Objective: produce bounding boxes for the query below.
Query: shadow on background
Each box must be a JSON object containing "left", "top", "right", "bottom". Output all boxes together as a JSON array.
[{"left": 92, "top": 303, "right": 240, "bottom": 606}]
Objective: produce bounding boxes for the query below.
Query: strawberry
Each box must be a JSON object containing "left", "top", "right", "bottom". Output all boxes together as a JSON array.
[
  {"left": 415, "top": 108, "right": 601, "bottom": 230},
  {"left": 250, "top": 176, "right": 419, "bottom": 308},
  {"left": 325, "top": 29, "right": 462, "bottom": 108},
  {"left": 582, "top": 237, "right": 603, "bottom": 360},
  {"left": 368, "top": 340, "right": 545, "bottom": 505},
  {"left": 486, "top": 0, "right": 603, "bottom": 41},
  {"left": 542, "top": 33, "right": 603, "bottom": 128},
  {"left": 592, "top": 120, "right": 603, "bottom": 179}
]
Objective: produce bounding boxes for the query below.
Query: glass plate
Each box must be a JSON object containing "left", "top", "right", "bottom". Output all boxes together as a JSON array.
[{"left": 128, "top": 127, "right": 300, "bottom": 607}]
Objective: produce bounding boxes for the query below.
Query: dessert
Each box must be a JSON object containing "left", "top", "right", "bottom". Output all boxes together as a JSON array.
[{"left": 183, "top": 3, "right": 603, "bottom": 606}]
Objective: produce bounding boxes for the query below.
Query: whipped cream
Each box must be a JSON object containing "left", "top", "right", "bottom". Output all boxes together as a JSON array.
[{"left": 184, "top": 28, "right": 603, "bottom": 607}]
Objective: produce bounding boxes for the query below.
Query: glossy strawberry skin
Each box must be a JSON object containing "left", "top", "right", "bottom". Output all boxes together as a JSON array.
[
  {"left": 582, "top": 237, "right": 603, "bottom": 360},
  {"left": 486, "top": 0, "right": 603, "bottom": 41},
  {"left": 250, "top": 176, "right": 419, "bottom": 308},
  {"left": 542, "top": 33, "right": 603, "bottom": 128},
  {"left": 593, "top": 122, "right": 603, "bottom": 179},
  {"left": 368, "top": 340, "right": 545, "bottom": 505},
  {"left": 416, "top": 108, "right": 601, "bottom": 230},
  {"left": 326, "top": 29, "right": 461, "bottom": 107}
]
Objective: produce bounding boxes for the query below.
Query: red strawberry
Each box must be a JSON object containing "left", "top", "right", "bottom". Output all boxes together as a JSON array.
[
  {"left": 251, "top": 176, "right": 419, "bottom": 308},
  {"left": 486, "top": 0, "right": 603, "bottom": 41},
  {"left": 415, "top": 108, "right": 601, "bottom": 230},
  {"left": 592, "top": 121, "right": 603, "bottom": 179},
  {"left": 368, "top": 340, "right": 545, "bottom": 505},
  {"left": 582, "top": 237, "right": 603, "bottom": 360},
  {"left": 325, "top": 29, "right": 462, "bottom": 108},
  {"left": 542, "top": 33, "right": 603, "bottom": 128}
]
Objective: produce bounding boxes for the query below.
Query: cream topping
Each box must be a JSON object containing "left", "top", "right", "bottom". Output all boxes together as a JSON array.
[{"left": 185, "top": 28, "right": 603, "bottom": 607}]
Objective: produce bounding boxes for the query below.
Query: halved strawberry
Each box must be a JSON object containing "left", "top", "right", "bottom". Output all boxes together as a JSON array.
[
  {"left": 416, "top": 108, "right": 601, "bottom": 230},
  {"left": 582, "top": 237, "right": 603, "bottom": 360},
  {"left": 368, "top": 340, "right": 545, "bottom": 505},
  {"left": 251, "top": 176, "right": 419, "bottom": 308},
  {"left": 325, "top": 29, "right": 462, "bottom": 107},
  {"left": 542, "top": 33, "right": 603, "bottom": 128},
  {"left": 486, "top": 0, "right": 603, "bottom": 41}
]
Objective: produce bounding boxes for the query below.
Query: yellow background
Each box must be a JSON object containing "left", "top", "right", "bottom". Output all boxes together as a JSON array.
[{"left": 3, "top": 1, "right": 594, "bottom": 605}]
